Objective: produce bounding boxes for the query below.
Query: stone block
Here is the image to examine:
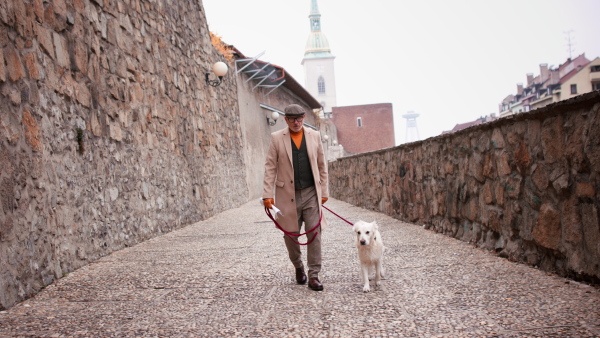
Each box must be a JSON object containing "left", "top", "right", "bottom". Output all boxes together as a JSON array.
[
  {"left": 581, "top": 204, "right": 600, "bottom": 256},
  {"left": 44, "top": 3, "right": 55, "bottom": 30},
  {"left": 90, "top": 111, "right": 102, "bottom": 136},
  {"left": 0, "top": 48, "right": 5, "bottom": 82},
  {"left": 32, "top": 0, "right": 44, "bottom": 23},
  {"left": 514, "top": 140, "right": 530, "bottom": 174},
  {"left": 541, "top": 116, "right": 564, "bottom": 163},
  {"left": 71, "top": 38, "right": 88, "bottom": 75},
  {"left": 491, "top": 128, "right": 505, "bottom": 148},
  {"left": 552, "top": 174, "right": 569, "bottom": 195},
  {"left": 531, "top": 165, "right": 548, "bottom": 191},
  {"left": 576, "top": 181, "right": 595, "bottom": 197},
  {"left": 44, "top": 61, "right": 61, "bottom": 92},
  {"left": 60, "top": 71, "right": 76, "bottom": 99},
  {"left": 444, "top": 161, "right": 453, "bottom": 176},
  {"left": 52, "top": 0, "right": 68, "bottom": 19},
  {"left": 109, "top": 123, "right": 122, "bottom": 141},
  {"left": 532, "top": 203, "right": 561, "bottom": 250},
  {"left": 76, "top": 80, "right": 91, "bottom": 107},
  {"left": 483, "top": 181, "right": 493, "bottom": 204},
  {"left": 585, "top": 114, "right": 600, "bottom": 173},
  {"left": 52, "top": 32, "right": 70, "bottom": 68},
  {"left": 561, "top": 196, "right": 582, "bottom": 245},
  {"left": 8, "top": 88, "right": 20, "bottom": 105},
  {"left": 494, "top": 182, "right": 505, "bottom": 206},
  {"left": 35, "top": 24, "right": 54, "bottom": 58},
  {"left": 497, "top": 152, "right": 511, "bottom": 176},
  {"left": 565, "top": 115, "right": 587, "bottom": 172},
  {"left": 5, "top": 47, "right": 25, "bottom": 81},
  {"left": 23, "top": 52, "right": 41, "bottom": 80},
  {"left": 505, "top": 175, "right": 522, "bottom": 199},
  {"left": 13, "top": 0, "right": 33, "bottom": 39},
  {"left": 119, "top": 13, "right": 133, "bottom": 33},
  {"left": 22, "top": 109, "right": 41, "bottom": 152},
  {"left": 469, "top": 152, "right": 485, "bottom": 183},
  {"left": 483, "top": 153, "right": 494, "bottom": 178}
]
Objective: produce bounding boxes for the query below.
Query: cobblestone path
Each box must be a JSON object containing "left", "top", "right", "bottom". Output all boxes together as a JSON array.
[{"left": 1, "top": 199, "right": 598, "bottom": 337}]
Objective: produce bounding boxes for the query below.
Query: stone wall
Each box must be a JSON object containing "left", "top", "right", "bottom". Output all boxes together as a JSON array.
[
  {"left": 0, "top": 0, "right": 247, "bottom": 310},
  {"left": 329, "top": 91, "right": 600, "bottom": 283}
]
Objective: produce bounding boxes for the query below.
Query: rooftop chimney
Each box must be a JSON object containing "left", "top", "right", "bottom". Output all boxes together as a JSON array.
[
  {"left": 517, "top": 83, "right": 524, "bottom": 96},
  {"left": 550, "top": 69, "right": 560, "bottom": 84},
  {"left": 539, "top": 63, "right": 549, "bottom": 83},
  {"left": 526, "top": 73, "right": 534, "bottom": 86}
]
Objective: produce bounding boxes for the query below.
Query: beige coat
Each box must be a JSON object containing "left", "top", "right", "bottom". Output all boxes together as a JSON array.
[{"left": 263, "top": 126, "right": 329, "bottom": 232}]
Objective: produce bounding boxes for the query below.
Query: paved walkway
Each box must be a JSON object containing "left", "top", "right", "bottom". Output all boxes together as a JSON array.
[{"left": 1, "top": 199, "right": 599, "bottom": 337}]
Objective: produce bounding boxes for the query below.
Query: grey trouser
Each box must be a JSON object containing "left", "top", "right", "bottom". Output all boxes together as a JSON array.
[{"left": 284, "top": 185, "right": 322, "bottom": 279}]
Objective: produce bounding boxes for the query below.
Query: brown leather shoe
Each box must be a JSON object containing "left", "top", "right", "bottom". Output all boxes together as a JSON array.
[
  {"left": 308, "top": 277, "right": 323, "bottom": 291},
  {"left": 295, "top": 267, "right": 307, "bottom": 285}
]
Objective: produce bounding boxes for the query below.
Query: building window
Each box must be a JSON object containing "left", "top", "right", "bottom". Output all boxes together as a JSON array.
[
  {"left": 593, "top": 83, "right": 600, "bottom": 91},
  {"left": 357, "top": 117, "right": 362, "bottom": 127},
  {"left": 318, "top": 76, "right": 325, "bottom": 94},
  {"left": 591, "top": 65, "right": 600, "bottom": 72},
  {"left": 570, "top": 84, "right": 577, "bottom": 94}
]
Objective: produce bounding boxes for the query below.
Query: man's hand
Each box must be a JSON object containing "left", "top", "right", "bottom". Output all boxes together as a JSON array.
[
  {"left": 263, "top": 198, "right": 275, "bottom": 209},
  {"left": 321, "top": 197, "right": 328, "bottom": 204}
]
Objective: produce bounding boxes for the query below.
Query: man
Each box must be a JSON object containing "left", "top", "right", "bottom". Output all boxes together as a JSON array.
[{"left": 263, "top": 104, "right": 329, "bottom": 291}]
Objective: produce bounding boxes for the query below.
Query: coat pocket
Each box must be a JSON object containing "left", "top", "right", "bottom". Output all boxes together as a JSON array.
[{"left": 276, "top": 180, "right": 285, "bottom": 188}]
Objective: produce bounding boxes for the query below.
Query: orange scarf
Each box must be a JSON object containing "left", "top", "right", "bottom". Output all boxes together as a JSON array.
[{"left": 290, "top": 129, "right": 304, "bottom": 149}]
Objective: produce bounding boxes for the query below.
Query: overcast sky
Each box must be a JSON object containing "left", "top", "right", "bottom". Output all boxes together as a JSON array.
[{"left": 202, "top": 0, "right": 600, "bottom": 144}]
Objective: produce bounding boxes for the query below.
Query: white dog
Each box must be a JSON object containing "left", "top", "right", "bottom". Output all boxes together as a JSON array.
[{"left": 353, "top": 220, "right": 385, "bottom": 292}]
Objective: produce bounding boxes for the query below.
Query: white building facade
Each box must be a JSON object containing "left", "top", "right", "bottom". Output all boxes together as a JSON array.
[{"left": 302, "top": 0, "right": 337, "bottom": 115}]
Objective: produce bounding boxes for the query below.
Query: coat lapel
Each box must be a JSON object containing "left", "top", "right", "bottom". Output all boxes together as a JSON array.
[
  {"left": 304, "top": 128, "right": 313, "bottom": 158},
  {"left": 283, "top": 128, "right": 293, "bottom": 166}
]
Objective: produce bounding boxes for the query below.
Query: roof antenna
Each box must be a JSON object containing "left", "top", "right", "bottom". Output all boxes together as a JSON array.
[{"left": 564, "top": 30, "right": 575, "bottom": 59}]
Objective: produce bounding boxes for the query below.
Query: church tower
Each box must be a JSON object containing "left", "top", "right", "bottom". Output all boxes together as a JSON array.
[{"left": 302, "top": 0, "right": 337, "bottom": 115}]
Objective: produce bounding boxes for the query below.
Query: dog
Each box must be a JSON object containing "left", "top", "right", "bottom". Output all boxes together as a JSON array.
[{"left": 353, "top": 220, "right": 385, "bottom": 292}]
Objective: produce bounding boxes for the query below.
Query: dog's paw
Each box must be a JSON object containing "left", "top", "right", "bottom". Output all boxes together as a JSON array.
[{"left": 363, "top": 285, "right": 371, "bottom": 293}]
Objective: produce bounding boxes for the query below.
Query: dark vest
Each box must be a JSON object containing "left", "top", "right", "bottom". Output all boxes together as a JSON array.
[{"left": 292, "top": 133, "right": 315, "bottom": 190}]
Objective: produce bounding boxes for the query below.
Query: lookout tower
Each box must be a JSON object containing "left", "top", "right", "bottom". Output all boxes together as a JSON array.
[{"left": 402, "top": 111, "right": 420, "bottom": 143}]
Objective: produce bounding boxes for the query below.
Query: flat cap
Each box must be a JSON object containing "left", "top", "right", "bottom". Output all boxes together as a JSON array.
[{"left": 284, "top": 104, "right": 306, "bottom": 117}]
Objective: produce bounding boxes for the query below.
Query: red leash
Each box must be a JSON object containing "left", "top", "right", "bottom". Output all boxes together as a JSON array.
[
  {"left": 264, "top": 204, "right": 354, "bottom": 246},
  {"left": 322, "top": 205, "right": 354, "bottom": 226},
  {"left": 264, "top": 207, "right": 321, "bottom": 245}
]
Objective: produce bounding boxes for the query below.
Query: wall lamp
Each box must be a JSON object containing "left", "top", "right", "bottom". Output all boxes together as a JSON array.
[
  {"left": 322, "top": 134, "right": 329, "bottom": 143},
  {"left": 266, "top": 111, "right": 279, "bottom": 126},
  {"left": 206, "top": 61, "right": 228, "bottom": 87}
]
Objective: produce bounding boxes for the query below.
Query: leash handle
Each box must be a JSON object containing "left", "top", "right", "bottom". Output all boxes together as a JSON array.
[
  {"left": 322, "top": 205, "right": 354, "bottom": 226},
  {"left": 265, "top": 207, "right": 321, "bottom": 246}
]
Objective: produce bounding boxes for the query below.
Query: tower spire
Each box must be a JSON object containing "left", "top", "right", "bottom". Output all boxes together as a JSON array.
[
  {"left": 302, "top": 0, "right": 337, "bottom": 114},
  {"left": 304, "top": 0, "right": 331, "bottom": 57},
  {"left": 310, "top": 0, "right": 321, "bottom": 31}
]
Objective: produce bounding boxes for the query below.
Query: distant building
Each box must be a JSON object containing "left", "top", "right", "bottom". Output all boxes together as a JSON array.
[
  {"left": 302, "top": 0, "right": 337, "bottom": 115},
  {"left": 499, "top": 54, "right": 600, "bottom": 117},
  {"left": 300, "top": 0, "right": 396, "bottom": 159},
  {"left": 331, "top": 103, "right": 395, "bottom": 155},
  {"left": 442, "top": 114, "right": 497, "bottom": 135}
]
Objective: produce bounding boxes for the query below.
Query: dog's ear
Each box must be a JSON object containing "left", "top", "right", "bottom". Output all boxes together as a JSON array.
[{"left": 372, "top": 221, "right": 379, "bottom": 232}]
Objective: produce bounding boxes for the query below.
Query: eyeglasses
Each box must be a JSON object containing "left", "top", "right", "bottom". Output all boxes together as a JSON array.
[{"left": 286, "top": 116, "right": 305, "bottom": 123}]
